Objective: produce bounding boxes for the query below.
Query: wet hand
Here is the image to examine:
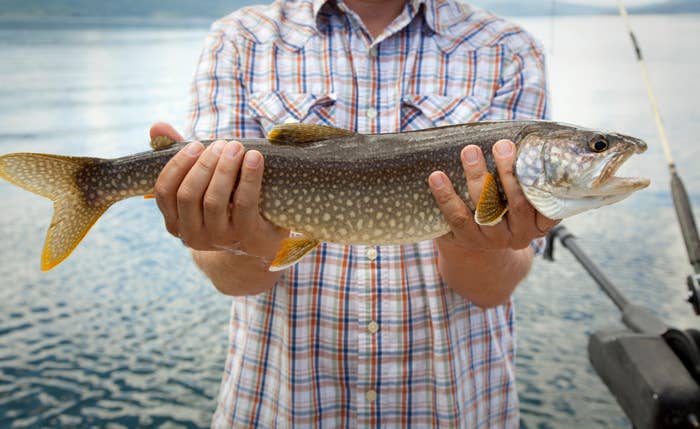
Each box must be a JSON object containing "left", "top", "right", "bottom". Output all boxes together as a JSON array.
[
  {"left": 150, "top": 123, "right": 289, "bottom": 258},
  {"left": 428, "top": 139, "right": 559, "bottom": 252}
]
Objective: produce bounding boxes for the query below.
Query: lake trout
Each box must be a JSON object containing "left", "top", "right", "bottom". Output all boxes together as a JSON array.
[{"left": 0, "top": 121, "right": 649, "bottom": 271}]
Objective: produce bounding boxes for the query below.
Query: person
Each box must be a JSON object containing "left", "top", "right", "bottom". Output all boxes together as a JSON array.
[{"left": 151, "top": 0, "right": 557, "bottom": 426}]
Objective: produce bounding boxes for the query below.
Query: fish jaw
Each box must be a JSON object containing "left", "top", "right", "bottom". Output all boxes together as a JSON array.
[{"left": 515, "top": 125, "right": 650, "bottom": 220}]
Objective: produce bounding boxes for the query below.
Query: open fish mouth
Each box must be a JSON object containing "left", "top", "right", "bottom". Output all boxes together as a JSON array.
[{"left": 591, "top": 148, "right": 650, "bottom": 196}]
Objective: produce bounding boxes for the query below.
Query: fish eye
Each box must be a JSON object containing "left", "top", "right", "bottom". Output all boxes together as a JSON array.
[{"left": 589, "top": 138, "right": 609, "bottom": 153}]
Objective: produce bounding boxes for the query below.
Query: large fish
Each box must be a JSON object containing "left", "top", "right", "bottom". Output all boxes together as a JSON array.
[{"left": 0, "top": 121, "right": 649, "bottom": 271}]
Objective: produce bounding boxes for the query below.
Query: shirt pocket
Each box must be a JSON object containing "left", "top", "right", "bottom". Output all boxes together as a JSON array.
[
  {"left": 247, "top": 91, "right": 336, "bottom": 136},
  {"left": 400, "top": 94, "right": 490, "bottom": 131}
]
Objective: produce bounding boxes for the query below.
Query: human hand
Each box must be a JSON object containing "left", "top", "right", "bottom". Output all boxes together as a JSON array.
[
  {"left": 150, "top": 122, "right": 289, "bottom": 258},
  {"left": 428, "top": 139, "right": 559, "bottom": 252}
]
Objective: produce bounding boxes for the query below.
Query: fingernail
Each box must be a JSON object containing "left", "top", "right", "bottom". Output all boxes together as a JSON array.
[
  {"left": 224, "top": 141, "right": 241, "bottom": 159},
  {"left": 495, "top": 140, "right": 514, "bottom": 157},
  {"left": 245, "top": 151, "right": 262, "bottom": 168},
  {"left": 463, "top": 146, "right": 479, "bottom": 165},
  {"left": 186, "top": 142, "right": 203, "bottom": 156},
  {"left": 430, "top": 173, "right": 445, "bottom": 189},
  {"left": 211, "top": 140, "right": 225, "bottom": 155}
]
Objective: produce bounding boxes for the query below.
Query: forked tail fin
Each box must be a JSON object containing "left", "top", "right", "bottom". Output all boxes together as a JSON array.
[{"left": 0, "top": 153, "right": 111, "bottom": 271}]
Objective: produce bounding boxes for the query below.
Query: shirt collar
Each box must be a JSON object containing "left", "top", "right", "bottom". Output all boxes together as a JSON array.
[{"left": 309, "top": 0, "right": 445, "bottom": 35}]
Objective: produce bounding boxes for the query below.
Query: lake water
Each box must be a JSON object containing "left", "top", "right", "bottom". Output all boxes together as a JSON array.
[{"left": 0, "top": 12, "right": 698, "bottom": 429}]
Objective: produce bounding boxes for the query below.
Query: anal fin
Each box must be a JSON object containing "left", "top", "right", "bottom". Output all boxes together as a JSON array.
[
  {"left": 474, "top": 172, "right": 508, "bottom": 226},
  {"left": 269, "top": 235, "right": 320, "bottom": 271}
]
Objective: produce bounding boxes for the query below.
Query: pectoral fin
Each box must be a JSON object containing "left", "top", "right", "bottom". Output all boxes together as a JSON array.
[
  {"left": 474, "top": 172, "right": 508, "bottom": 226},
  {"left": 268, "top": 123, "right": 355, "bottom": 145},
  {"left": 269, "top": 235, "right": 321, "bottom": 271}
]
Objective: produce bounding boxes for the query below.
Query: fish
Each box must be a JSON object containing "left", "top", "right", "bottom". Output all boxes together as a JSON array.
[{"left": 0, "top": 121, "right": 650, "bottom": 271}]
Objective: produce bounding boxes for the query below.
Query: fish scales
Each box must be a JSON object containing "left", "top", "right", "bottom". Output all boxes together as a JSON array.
[
  {"left": 256, "top": 121, "right": 532, "bottom": 244},
  {"left": 0, "top": 120, "right": 649, "bottom": 270}
]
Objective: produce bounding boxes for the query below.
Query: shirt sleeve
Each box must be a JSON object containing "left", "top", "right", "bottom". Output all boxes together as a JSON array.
[
  {"left": 185, "top": 21, "right": 263, "bottom": 140},
  {"left": 487, "top": 40, "right": 549, "bottom": 121},
  {"left": 488, "top": 38, "right": 549, "bottom": 255}
]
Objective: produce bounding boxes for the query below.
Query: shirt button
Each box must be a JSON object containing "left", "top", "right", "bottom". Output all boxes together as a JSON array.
[
  {"left": 366, "top": 248, "right": 377, "bottom": 261},
  {"left": 369, "top": 46, "right": 378, "bottom": 56},
  {"left": 283, "top": 117, "right": 298, "bottom": 124},
  {"left": 366, "top": 389, "right": 377, "bottom": 402},
  {"left": 366, "top": 108, "right": 377, "bottom": 119},
  {"left": 367, "top": 320, "right": 379, "bottom": 334}
]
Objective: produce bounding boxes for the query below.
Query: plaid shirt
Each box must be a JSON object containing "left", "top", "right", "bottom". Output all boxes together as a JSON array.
[{"left": 186, "top": 0, "right": 548, "bottom": 427}]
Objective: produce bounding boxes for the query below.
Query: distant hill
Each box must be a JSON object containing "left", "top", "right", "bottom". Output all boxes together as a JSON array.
[
  {"left": 472, "top": 0, "right": 611, "bottom": 16},
  {"left": 629, "top": 0, "right": 700, "bottom": 14},
  {"left": 474, "top": 0, "right": 700, "bottom": 16},
  {"left": 0, "top": 0, "right": 259, "bottom": 18},
  {"left": 0, "top": 0, "right": 697, "bottom": 18}
]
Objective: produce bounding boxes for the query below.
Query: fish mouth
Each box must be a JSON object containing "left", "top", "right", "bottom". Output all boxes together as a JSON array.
[{"left": 591, "top": 148, "right": 650, "bottom": 196}]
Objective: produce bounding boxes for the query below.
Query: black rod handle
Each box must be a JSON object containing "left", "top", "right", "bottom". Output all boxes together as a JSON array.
[{"left": 671, "top": 170, "right": 700, "bottom": 274}]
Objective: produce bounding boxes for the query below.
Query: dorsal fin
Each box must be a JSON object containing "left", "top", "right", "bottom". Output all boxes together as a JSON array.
[
  {"left": 150, "top": 135, "right": 179, "bottom": 150},
  {"left": 268, "top": 123, "right": 356, "bottom": 145}
]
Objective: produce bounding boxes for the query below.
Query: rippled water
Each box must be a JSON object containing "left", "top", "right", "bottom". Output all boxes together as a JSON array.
[{"left": 0, "top": 13, "right": 698, "bottom": 429}]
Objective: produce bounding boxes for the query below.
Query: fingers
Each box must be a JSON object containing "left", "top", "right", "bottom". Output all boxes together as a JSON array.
[
  {"left": 154, "top": 142, "right": 204, "bottom": 236},
  {"left": 150, "top": 122, "right": 184, "bottom": 142},
  {"left": 461, "top": 145, "right": 488, "bottom": 209},
  {"left": 232, "top": 151, "right": 264, "bottom": 233},
  {"left": 176, "top": 140, "right": 227, "bottom": 244},
  {"left": 203, "top": 141, "right": 244, "bottom": 237},
  {"left": 428, "top": 171, "right": 475, "bottom": 233},
  {"left": 461, "top": 144, "right": 510, "bottom": 246},
  {"left": 535, "top": 213, "right": 560, "bottom": 235},
  {"left": 492, "top": 139, "right": 557, "bottom": 246}
]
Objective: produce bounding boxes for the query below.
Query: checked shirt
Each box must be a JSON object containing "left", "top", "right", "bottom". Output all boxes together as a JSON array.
[{"left": 185, "top": 0, "right": 548, "bottom": 427}]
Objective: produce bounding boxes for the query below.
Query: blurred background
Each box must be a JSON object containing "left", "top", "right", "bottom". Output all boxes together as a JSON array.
[{"left": 0, "top": 0, "right": 698, "bottom": 427}]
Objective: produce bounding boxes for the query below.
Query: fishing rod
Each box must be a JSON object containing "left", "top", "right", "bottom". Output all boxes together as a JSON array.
[
  {"left": 538, "top": 5, "right": 700, "bottom": 427},
  {"left": 616, "top": 0, "right": 700, "bottom": 314}
]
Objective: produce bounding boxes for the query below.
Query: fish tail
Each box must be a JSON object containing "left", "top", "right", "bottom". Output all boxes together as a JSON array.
[{"left": 0, "top": 153, "right": 111, "bottom": 271}]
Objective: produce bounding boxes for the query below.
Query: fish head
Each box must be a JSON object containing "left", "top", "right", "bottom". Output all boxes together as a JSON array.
[{"left": 515, "top": 123, "right": 650, "bottom": 219}]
